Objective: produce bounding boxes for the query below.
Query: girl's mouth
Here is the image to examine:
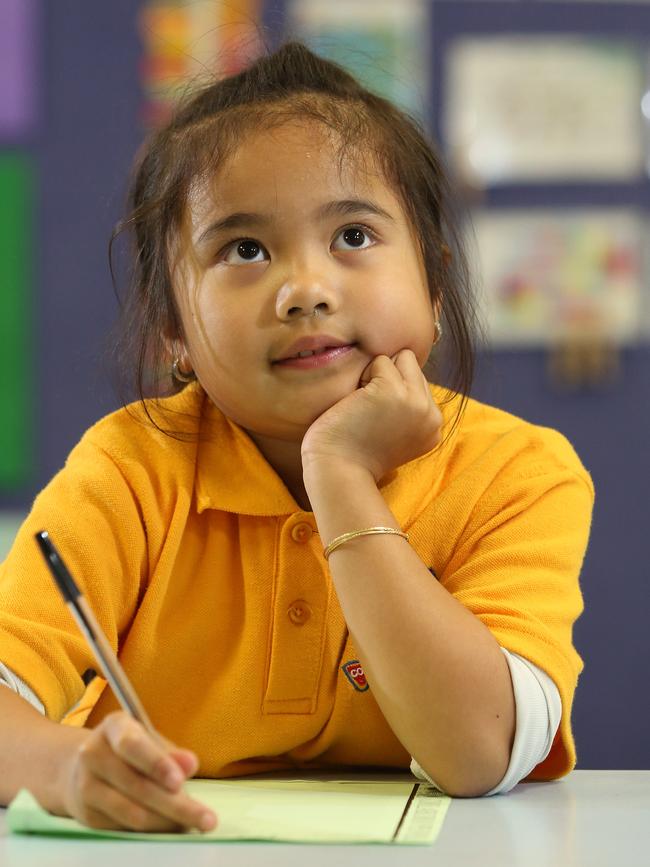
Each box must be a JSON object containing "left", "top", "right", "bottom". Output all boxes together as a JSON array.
[{"left": 273, "top": 344, "right": 356, "bottom": 369}]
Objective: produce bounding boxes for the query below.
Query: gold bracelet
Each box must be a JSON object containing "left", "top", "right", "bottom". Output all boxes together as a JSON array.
[{"left": 322, "top": 526, "right": 409, "bottom": 560}]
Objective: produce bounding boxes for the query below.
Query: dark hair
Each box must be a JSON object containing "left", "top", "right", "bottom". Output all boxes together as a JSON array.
[{"left": 110, "top": 41, "right": 479, "bottom": 430}]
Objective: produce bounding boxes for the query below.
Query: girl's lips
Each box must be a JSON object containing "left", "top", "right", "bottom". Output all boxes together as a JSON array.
[{"left": 273, "top": 344, "right": 356, "bottom": 369}]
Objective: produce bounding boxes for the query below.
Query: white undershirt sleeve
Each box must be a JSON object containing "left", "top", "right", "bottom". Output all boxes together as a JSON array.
[
  {"left": 410, "top": 647, "right": 562, "bottom": 795},
  {"left": 0, "top": 661, "right": 46, "bottom": 714}
]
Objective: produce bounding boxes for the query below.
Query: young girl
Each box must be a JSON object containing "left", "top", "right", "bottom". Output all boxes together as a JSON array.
[{"left": 0, "top": 42, "right": 593, "bottom": 833}]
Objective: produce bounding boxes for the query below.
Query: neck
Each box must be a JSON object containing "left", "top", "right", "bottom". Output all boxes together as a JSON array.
[{"left": 247, "top": 431, "right": 311, "bottom": 512}]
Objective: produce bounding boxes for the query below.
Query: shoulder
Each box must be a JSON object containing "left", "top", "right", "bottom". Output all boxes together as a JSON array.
[
  {"left": 433, "top": 387, "right": 593, "bottom": 495},
  {"left": 57, "top": 384, "right": 206, "bottom": 505},
  {"left": 78, "top": 384, "right": 203, "bottom": 462}
]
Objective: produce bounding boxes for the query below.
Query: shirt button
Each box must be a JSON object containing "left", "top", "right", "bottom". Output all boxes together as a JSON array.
[
  {"left": 288, "top": 600, "right": 312, "bottom": 626},
  {"left": 291, "top": 522, "right": 313, "bottom": 543}
]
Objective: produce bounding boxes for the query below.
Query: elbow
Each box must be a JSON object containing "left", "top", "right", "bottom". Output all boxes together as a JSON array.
[
  {"left": 416, "top": 743, "right": 511, "bottom": 799},
  {"left": 438, "top": 777, "right": 498, "bottom": 799}
]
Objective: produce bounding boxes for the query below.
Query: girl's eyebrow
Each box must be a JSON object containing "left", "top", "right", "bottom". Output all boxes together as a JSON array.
[
  {"left": 195, "top": 211, "right": 265, "bottom": 247},
  {"left": 195, "top": 198, "right": 395, "bottom": 247},
  {"left": 317, "top": 198, "right": 395, "bottom": 223}
]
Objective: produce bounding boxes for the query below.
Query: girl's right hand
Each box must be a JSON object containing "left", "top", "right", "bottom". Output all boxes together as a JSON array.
[{"left": 60, "top": 711, "right": 217, "bottom": 833}]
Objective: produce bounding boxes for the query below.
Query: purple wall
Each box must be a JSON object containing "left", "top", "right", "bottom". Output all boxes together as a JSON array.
[
  {"left": 3, "top": 0, "right": 648, "bottom": 769},
  {"left": 434, "top": 2, "right": 650, "bottom": 771}
]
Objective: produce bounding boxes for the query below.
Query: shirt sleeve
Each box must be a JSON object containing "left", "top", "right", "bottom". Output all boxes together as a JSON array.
[
  {"left": 0, "top": 437, "right": 148, "bottom": 721},
  {"left": 410, "top": 648, "right": 562, "bottom": 795},
  {"left": 436, "top": 443, "right": 593, "bottom": 780}
]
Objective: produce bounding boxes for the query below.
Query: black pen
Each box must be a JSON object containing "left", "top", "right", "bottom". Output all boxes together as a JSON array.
[{"left": 35, "top": 530, "right": 157, "bottom": 735}]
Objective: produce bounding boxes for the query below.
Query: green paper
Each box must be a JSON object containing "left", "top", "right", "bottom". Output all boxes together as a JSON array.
[
  {"left": 0, "top": 154, "right": 34, "bottom": 489},
  {"left": 8, "top": 776, "right": 450, "bottom": 845}
]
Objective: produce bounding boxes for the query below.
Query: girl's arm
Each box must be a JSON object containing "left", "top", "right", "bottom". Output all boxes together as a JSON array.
[
  {"left": 304, "top": 459, "right": 515, "bottom": 797},
  {"left": 302, "top": 351, "right": 515, "bottom": 797}
]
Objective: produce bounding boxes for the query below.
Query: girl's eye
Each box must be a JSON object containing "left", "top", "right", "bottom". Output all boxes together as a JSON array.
[
  {"left": 222, "top": 239, "right": 268, "bottom": 265},
  {"left": 332, "top": 226, "right": 376, "bottom": 252}
]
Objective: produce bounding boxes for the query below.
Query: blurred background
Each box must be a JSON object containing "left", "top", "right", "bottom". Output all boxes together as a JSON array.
[{"left": 0, "top": 0, "right": 648, "bottom": 769}]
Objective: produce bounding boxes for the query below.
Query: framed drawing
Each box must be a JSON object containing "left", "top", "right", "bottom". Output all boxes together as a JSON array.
[{"left": 472, "top": 208, "right": 644, "bottom": 347}]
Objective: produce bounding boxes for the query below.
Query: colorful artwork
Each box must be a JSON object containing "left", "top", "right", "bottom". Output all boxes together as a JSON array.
[
  {"left": 445, "top": 38, "right": 644, "bottom": 184},
  {"left": 139, "top": 0, "right": 264, "bottom": 127},
  {"left": 472, "top": 210, "right": 643, "bottom": 347},
  {"left": 0, "top": 0, "right": 38, "bottom": 138},
  {"left": 0, "top": 155, "right": 33, "bottom": 488},
  {"left": 286, "top": 0, "right": 430, "bottom": 117}
]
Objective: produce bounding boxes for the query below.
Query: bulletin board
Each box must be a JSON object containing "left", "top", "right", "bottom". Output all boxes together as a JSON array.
[
  {"left": 139, "top": 0, "right": 264, "bottom": 126},
  {"left": 0, "top": 0, "right": 37, "bottom": 491},
  {"left": 431, "top": 1, "right": 650, "bottom": 350}
]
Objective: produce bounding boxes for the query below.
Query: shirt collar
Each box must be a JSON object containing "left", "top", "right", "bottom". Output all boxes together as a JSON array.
[
  {"left": 194, "top": 391, "right": 298, "bottom": 516},
  {"left": 191, "top": 383, "right": 460, "bottom": 522}
]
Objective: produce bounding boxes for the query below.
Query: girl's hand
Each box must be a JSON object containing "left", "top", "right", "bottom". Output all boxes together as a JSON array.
[
  {"left": 301, "top": 349, "right": 442, "bottom": 482},
  {"left": 60, "top": 712, "right": 217, "bottom": 833}
]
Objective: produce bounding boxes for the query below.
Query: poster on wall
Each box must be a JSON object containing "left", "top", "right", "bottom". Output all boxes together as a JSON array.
[
  {"left": 286, "top": 0, "right": 430, "bottom": 118},
  {"left": 471, "top": 209, "right": 643, "bottom": 347},
  {"left": 0, "top": 155, "right": 33, "bottom": 489},
  {"left": 0, "top": 0, "right": 38, "bottom": 139},
  {"left": 445, "top": 37, "right": 644, "bottom": 185},
  {"left": 139, "top": 0, "right": 264, "bottom": 127}
]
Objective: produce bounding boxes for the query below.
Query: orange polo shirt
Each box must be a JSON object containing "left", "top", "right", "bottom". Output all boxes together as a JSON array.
[{"left": 0, "top": 382, "right": 593, "bottom": 781}]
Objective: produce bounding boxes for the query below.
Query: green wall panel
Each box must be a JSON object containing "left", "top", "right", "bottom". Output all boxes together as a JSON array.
[{"left": 0, "top": 154, "right": 33, "bottom": 489}]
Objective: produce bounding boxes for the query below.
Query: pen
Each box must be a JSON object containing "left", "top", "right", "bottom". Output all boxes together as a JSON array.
[{"left": 34, "top": 529, "right": 157, "bottom": 736}]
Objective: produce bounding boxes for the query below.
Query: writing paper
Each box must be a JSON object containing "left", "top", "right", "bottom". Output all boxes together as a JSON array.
[{"left": 8, "top": 775, "right": 450, "bottom": 845}]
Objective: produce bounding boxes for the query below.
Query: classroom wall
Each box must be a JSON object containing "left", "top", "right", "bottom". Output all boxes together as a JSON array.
[{"left": 0, "top": 0, "right": 648, "bottom": 770}]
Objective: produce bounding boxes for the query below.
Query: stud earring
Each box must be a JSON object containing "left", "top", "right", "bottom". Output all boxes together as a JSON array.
[{"left": 171, "top": 358, "right": 195, "bottom": 383}]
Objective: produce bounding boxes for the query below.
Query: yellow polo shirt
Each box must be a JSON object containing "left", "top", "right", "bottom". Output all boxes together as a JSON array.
[{"left": 0, "top": 383, "right": 593, "bottom": 781}]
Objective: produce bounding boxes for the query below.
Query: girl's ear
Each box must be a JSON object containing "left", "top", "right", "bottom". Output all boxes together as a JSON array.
[{"left": 162, "top": 330, "right": 192, "bottom": 373}]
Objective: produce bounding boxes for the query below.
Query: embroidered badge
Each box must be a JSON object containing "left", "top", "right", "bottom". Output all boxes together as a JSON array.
[{"left": 341, "top": 659, "right": 369, "bottom": 692}]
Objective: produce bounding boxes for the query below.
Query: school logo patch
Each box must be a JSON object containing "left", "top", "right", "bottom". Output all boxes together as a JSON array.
[{"left": 341, "top": 659, "right": 369, "bottom": 692}]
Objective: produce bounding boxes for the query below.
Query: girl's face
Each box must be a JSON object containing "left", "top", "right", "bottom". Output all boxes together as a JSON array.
[{"left": 173, "top": 121, "right": 437, "bottom": 442}]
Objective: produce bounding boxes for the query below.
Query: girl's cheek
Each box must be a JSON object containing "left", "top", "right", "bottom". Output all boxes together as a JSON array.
[{"left": 362, "top": 323, "right": 434, "bottom": 367}]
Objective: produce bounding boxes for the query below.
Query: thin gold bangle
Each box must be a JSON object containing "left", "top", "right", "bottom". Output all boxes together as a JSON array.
[{"left": 322, "top": 526, "right": 409, "bottom": 560}]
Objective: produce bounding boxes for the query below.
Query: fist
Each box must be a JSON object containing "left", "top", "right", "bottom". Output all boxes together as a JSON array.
[{"left": 301, "top": 349, "right": 442, "bottom": 482}]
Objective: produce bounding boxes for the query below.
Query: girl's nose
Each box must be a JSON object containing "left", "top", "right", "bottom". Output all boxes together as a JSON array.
[{"left": 275, "top": 271, "right": 339, "bottom": 321}]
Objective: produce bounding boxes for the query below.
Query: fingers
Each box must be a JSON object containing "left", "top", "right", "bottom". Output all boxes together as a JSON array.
[
  {"left": 82, "top": 744, "right": 214, "bottom": 832},
  {"left": 360, "top": 353, "right": 405, "bottom": 387},
  {"left": 69, "top": 713, "right": 217, "bottom": 833},
  {"left": 391, "top": 349, "right": 425, "bottom": 382},
  {"left": 361, "top": 350, "right": 428, "bottom": 393},
  {"left": 166, "top": 746, "right": 200, "bottom": 778},
  {"left": 102, "top": 713, "right": 187, "bottom": 791},
  {"left": 72, "top": 776, "right": 186, "bottom": 832}
]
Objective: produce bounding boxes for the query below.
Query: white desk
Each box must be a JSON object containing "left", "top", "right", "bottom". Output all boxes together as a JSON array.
[{"left": 1, "top": 771, "right": 648, "bottom": 866}]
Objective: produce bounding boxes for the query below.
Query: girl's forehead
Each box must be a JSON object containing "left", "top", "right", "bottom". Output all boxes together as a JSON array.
[{"left": 187, "top": 120, "right": 401, "bottom": 227}]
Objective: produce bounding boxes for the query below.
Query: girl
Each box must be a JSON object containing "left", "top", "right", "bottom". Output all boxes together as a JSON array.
[{"left": 0, "top": 42, "right": 593, "bottom": 833}]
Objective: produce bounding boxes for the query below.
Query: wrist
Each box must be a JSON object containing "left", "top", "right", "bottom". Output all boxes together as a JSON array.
[
  {"left": 40, "top": 723, "right": 90, "bottom": 816},
  {"left": 302, "top": 454, "right": 377, "bottom": 494}
]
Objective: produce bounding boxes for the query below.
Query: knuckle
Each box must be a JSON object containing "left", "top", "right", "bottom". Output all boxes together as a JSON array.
[
  {"left": 152, "top": 755, "right": 171, "bottom": 780},
  {"left": 77, "top": 739, "right": 95, "bottom": 762},
  {"left": 114, "top": 731, "right": 140, "bottom": 757}
]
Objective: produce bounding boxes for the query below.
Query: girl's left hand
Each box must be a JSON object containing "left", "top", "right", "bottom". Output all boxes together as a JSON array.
[{"left": 301, "top": 349, "right": 443, "bottom": 482}]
